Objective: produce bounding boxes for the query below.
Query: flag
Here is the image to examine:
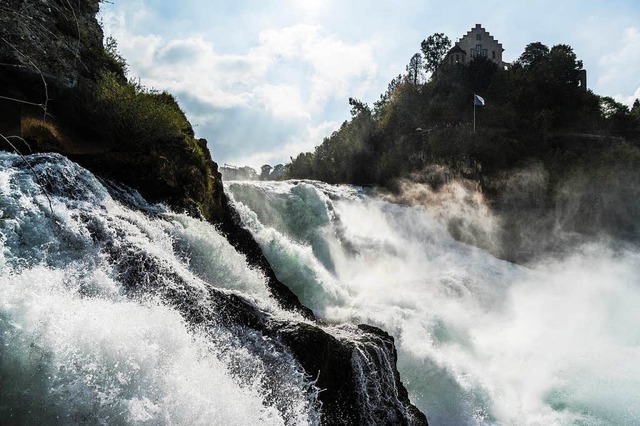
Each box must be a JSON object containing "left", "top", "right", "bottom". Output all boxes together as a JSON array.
[{"left": 474, "top": 94, "right": 485, "bottom": 106}]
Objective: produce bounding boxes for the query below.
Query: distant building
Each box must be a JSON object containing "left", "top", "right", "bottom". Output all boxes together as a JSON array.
[
  {"left": 446, "top": 44, "right": 467, "bottom": 66},
  {"left": 439, "top": 24, "right": 587, "bottom": 90},
  {"left": 578, "top": 69, "right": 587, "bottom": 91},
  {"left": 444, "top": 24, "right": 507, "bottom": 68}
]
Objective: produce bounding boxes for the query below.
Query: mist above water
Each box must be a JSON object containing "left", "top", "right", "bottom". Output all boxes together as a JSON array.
[
  {"left": 227, "top": 179, "right": 640, "bottom": 426},
  {"left": 2, "top": 148, "right": 638, "bottom": 425},
  {"left": 379, "top": 158, "right": 640, "bottom": 265}
]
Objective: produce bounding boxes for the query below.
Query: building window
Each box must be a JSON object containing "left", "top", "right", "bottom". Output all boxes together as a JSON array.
[
  {"left": 476, "top": 34, "right": 481, "bottom": 41},
  {"left": 492, "top": 51, "right": 496, "bottom": 59},
  {"left": 483, "top": 49, "right": 487, "bottom": 57}
]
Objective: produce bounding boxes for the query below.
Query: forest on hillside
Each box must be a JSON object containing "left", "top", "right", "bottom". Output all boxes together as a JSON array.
[
  {"left": 286, "top": 35, "right": 640, "bottom": 262},
  {"left": 287, "top": 36, "right": 640, "bottom": 186}
]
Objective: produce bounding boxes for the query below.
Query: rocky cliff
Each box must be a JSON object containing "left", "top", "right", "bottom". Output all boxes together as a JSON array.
[{"left": 0, "top": 0, "right": 226, "bottom": 224}]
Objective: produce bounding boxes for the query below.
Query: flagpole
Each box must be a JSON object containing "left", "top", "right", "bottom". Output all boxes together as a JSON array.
[{"left": 473, "top": 96, "right": 476, "bottom": 133}]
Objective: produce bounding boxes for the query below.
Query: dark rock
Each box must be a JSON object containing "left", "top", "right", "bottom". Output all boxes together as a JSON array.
[
  {"left": 0, "top": 98, "right": 21, "bottom": 137},
  {"left": 217, "top": 192, "right": 316, "bottom": 320},
  {"left": 0, "top": 0, "right": 107, "bottom": 82},
  {"left": 81, "top": 204, "right": 426, "bottom": 424},
  {"left": 277, "top": 322, "right": 359, "bottom": 424}
]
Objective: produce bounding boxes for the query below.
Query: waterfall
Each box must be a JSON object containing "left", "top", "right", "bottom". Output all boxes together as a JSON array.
[
  {"left": 0, "top": 152, "right": 426, "bottom": 425},
  {"left": 0, "top": 153, "right": 323, "bottom": 424},
  {"left": 227, "top": 179, "right": 640, "bottom": 426}
]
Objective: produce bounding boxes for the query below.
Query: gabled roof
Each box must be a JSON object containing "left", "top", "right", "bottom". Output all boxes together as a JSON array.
[
  {"left": 449, "top": 44, "right": 466, "bottom": 54},
  {"left": 459, "top": 24, "right": 504, "bottom": 52}
]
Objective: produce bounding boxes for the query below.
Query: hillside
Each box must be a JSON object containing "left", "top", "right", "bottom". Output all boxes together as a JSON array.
[
  {"left": 0, "top": 0, "right": 230, "bottom": 223},
  {"left": 287, "top": 37, "right": 640, "bottom": 262}
]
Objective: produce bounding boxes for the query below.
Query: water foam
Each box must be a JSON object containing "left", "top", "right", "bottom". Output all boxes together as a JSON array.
[
  {"left": 227, "top": 180, "right": 640, "bottom": 426},
  {"left": 0, "top": 266, "right": 285, "bottom": 425},
  {"left": 0, "top": 153, "right": 318, "bottom": 425}
]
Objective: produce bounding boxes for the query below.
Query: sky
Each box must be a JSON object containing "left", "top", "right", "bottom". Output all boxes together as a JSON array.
[{"left": 101, "top": 0, "right": 640, "bottom": 170}]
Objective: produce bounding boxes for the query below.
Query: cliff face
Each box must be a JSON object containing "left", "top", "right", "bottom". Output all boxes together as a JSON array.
[
  {"left": 0, "top": 0, "right": 227, "bottom": 225},
  {"left": 0, "top": 0, "right": 106, "bottom": 82}
]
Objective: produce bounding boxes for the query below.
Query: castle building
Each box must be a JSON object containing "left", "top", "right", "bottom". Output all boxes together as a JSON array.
[
  {"left": 445, "top": 24, "right": 506, "bottom": 68},
  {"left": 442, "top": 24, "right": 587, "bottom": 90}
]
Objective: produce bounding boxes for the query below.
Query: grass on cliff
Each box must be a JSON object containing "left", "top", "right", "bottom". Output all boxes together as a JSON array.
[
  {"left": 80, "top": 71, "right": 221, "bottom": 219},
  {"left": 92, "top": 72, "right": 211, "bottom": 174},
  {"left": 21, "top": 117, "right": 64, "bottom": 145},
  {"left": 92, "top": 72, "right": 194, "bottom": 149}
]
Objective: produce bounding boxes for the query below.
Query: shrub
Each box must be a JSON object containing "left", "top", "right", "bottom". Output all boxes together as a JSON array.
[
  {"left": 21, "top": 116, "right": 65, "bottom": 146},
  {"left": 91, "top": 72, "right": 193, "bottom": 149}
]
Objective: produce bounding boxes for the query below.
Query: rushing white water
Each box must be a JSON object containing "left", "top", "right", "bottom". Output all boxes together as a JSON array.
[
  {"left": 0, "top": 153, "right": 320, "bottom": 425},
  {"left": 227, "top": 179, "right": 640, "bottom": 426}
]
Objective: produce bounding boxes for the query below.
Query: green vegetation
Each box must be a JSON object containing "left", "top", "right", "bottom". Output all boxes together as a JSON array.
[
  {"left": 73, "top": 66, "right": 223, "bottom": 220},
  {"left": 421, "top": 33, "right": 451, "bottom": 74},
  {"left": 287, "top": 39, "right": 640, "bottom": 187},
  {"left": 287, "top": 36, "right": 640, "bottom": 260},
  {"left": 91, "top": 72, "right": 194, "bottom": 148},
  {"left": 0, "top": 0, "right": 225, "bottom": 222}
]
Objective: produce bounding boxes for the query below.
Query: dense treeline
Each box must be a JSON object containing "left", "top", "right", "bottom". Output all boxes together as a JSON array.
[
  {"left": 287, "top": 39, "right": 640, "bottom": 187},
  {"left": 220, "top": 163, "right": 287, "bottom": 181}
]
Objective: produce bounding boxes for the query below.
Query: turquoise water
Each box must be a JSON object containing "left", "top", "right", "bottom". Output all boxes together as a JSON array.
[{"left": 228, "top": 180, "right": 640, "bottom": 426}]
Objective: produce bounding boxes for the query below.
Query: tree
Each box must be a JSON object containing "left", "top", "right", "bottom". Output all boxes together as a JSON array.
[
  {"left": 348, "top": 97, "right": 370, "bottom": 117},
  {"left": 240, "top": 166, "right": 258, "bottom": 180},
  {"left": 271, "top": 164, "right": 286, "bottom": 180},
  {"left": 546, "top": 44, "right": 583, "bottom": 87},
  {"left": 260, "top": 164, "right": 273, "bottom": 180},
  {"left": 406, "top": 53, "right": 424, "bottom": 85},
  {"left": 373, "top": 74, "right": 403, "bottom": 119},
  {"left": 465, "top": 56, "right": 499, "bottom": 93},
  {"left": 287, "top": 153, "right": 315, "bottom": 179},
  {"left": 599, "top": 96, "right": 637, "bottom": 136},
  {"left": 518, "top": 42, "right": 549, "bottom": 67},
  {"left": 101, "top": 36, "right": 129, "bottom": 81},
  {"left": 421, "top": 33, "right": 452, "bottom": 74},
  {"left": 632, "top": 99, "right": 640, "bottom": 123},
  {"left": 600, "top": 97, "right": 629, "bottom": 118}
]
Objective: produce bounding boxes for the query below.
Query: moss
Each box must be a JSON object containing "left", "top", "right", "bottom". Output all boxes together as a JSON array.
[{"left": 21, "top": 117, "right": 64, "bottom": 145}]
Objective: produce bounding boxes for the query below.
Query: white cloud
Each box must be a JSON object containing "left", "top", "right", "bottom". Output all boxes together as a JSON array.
[
  {"left": 101, "top": 7, "right": 378, "bottom": 165},
  {"left": 613, "top": 86, "right": 640, "bottom": 108},
  {"left": 104, "top": 14, "right": 264, "bottom": 108},
  {"left": 255, "top": 24, "right": 377, "bottom": 111},
  {"left": 286, "top": 0, "right": 332, "bottom": 21},
  {"left": 254, "top": 84, "right": 310, "bottom": 120},
  {"left": 231, "top": 120, "right": 339, "bottom": 169},
  {"left": 597, "top": 27, "right": 640, "bottom": 105},
  {"left": 105, "top": 10, "right": 377, "bottom": 115}
]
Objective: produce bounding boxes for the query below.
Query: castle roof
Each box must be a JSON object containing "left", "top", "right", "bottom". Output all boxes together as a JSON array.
[{"left": 459, "top": 23, "right": 504, "bottom": 52}]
